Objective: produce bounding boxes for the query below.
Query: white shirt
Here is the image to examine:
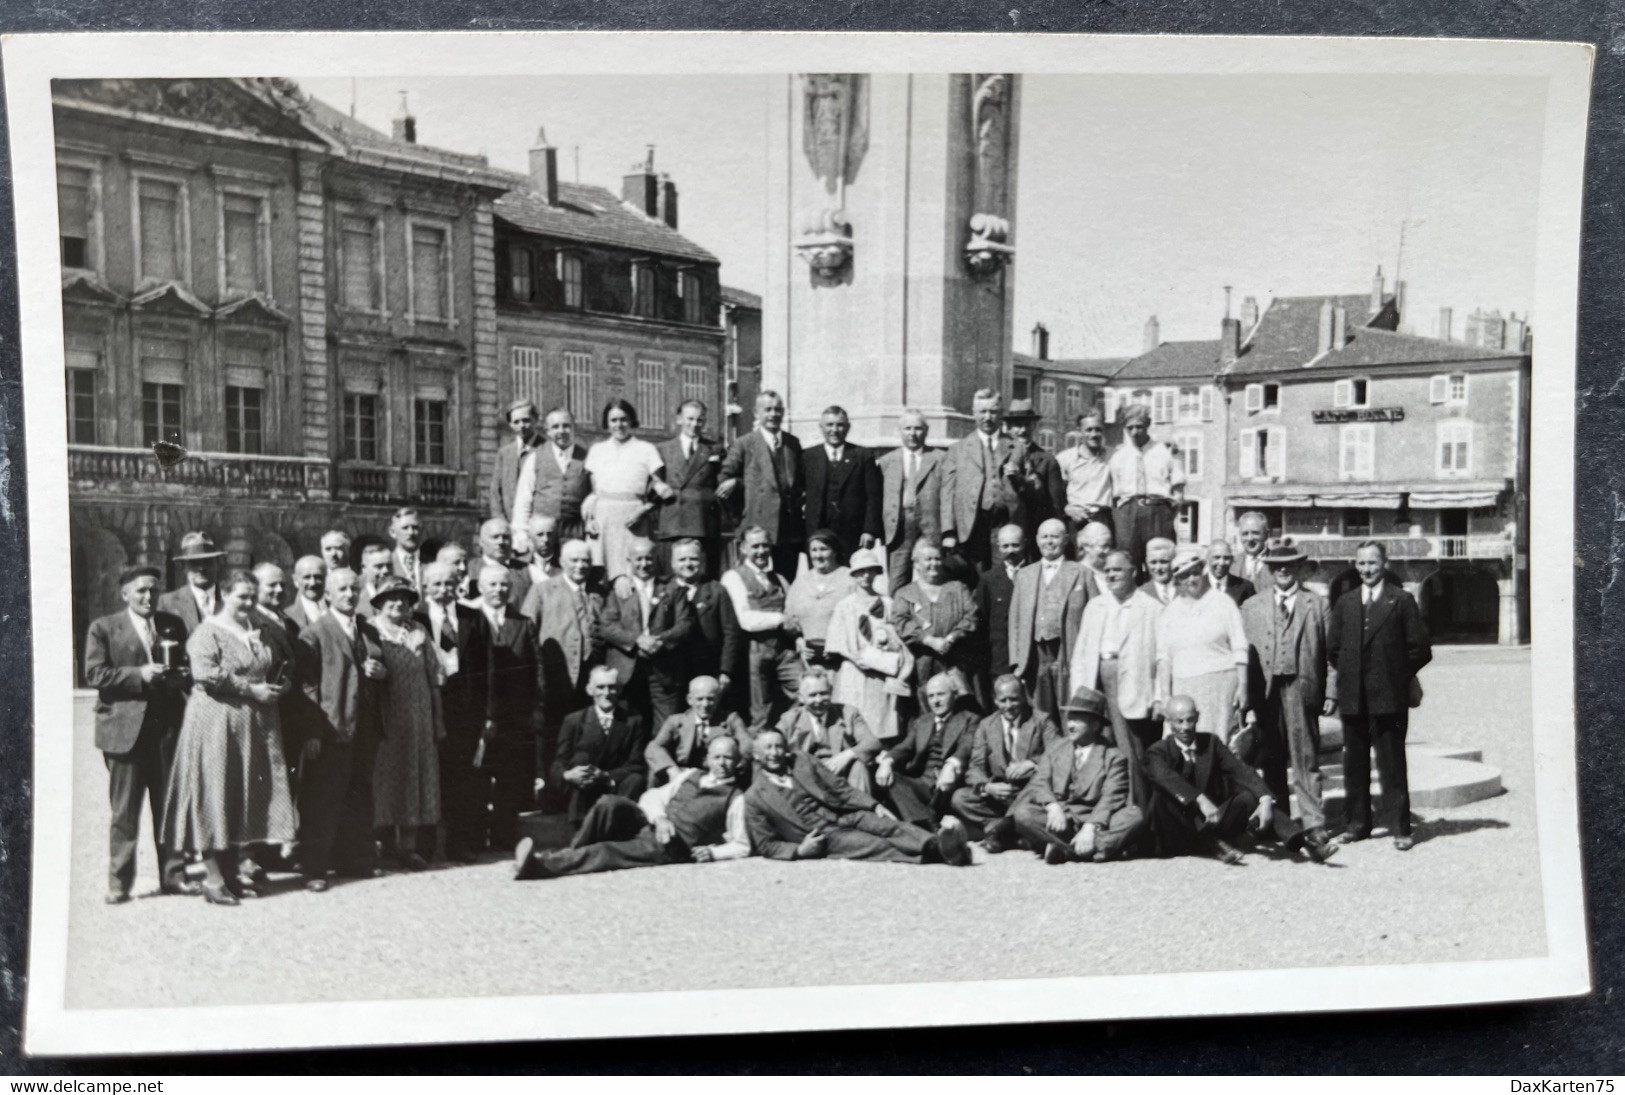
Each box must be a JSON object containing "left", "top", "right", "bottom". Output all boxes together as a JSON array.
[
  {"left": 1040, "top": 558, "right": 1062, "bottom": 584},
  {"left": 1109, "top": 440, "right": 1185, "bottom": 501},
  {"left": 512, "top": 449, "right": 539, "bottom": 535},
  {"left": 190, "top": 585, "right": 218, "bottom": 619},
  {"left": 1073, "top": 742, "right": 1098, "bottom": 770},
  {"left": 903, "top": 449, "right": 920, "bottom": 479},
  {"left": 632, "top": 577, "right": 656, "bottom": 628},
  {"left": 127, "top": 610, "right": 157, "bottom": 658},
  {"left": 298, "top": 595, "right": 325, "bottom": 621},
  {"left": 1098, "top": 593, "right": 1131, "bottom": 657},
  {"left": 721, "top": 563, "right": 788, "bottom": 634},
  {"left": 637, "top": 769, "right": 751, "bottom": 860},
  {"left": 552, "top": 444, "right": 574, "bottom": 474},
  {"left": 680, "top": 434, "right": 696, "bottom": 460},
  {"left": 333, "top": 612, "right": 356, "bottom": 641},
  {"left": 1362, "top": 581, "right": 1383, "bottom": 606},
  {"left": 428, "top": 599, "right": 455, "bottom": 639},
  {"left": 1149, "top": 579, "right": 1176, "bottom": 605},
  {"left": 1178, "top": 741, "right": 1198, "bottom": 767},
  {"left": 759, "top": 426, "right": 782, "bottom": 452},
  {"left": 1001, "top": 717, "right": 1020, "bottom": 756},
  {"left": 824, "top": 443, "right": 846, "bottom": 463},
  {"left": 394, "top": 546, "right": 421, "bottom": 584},
  {"left": 1275, "top": 587, "right": 1299, "bottom": 614},
  {"left": 483, "top": 605, "right": 506, "bottom": 635}
]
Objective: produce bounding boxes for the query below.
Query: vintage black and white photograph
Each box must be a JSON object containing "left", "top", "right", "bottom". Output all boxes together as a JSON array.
[{"left": 4, "top": 33, "right": 1589, "bottom": 1054}]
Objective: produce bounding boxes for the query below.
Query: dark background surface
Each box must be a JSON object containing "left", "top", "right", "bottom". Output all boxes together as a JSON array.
[{"left": 0, "top": 0, "right": 1618, "bottom": 1075}]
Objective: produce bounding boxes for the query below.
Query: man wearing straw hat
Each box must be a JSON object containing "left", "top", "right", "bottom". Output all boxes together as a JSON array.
[
  {"left": 1010, "top": 685, "right": 1145, "bottom": 863},
  {"left": 157, "top": 530, "right": 225, "bottom": 634},
  {"left": 1108, "top": 403, "right": 1184, "bottom": 572}
]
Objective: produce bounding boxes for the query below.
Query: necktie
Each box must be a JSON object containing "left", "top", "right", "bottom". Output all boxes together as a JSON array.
[
  {"left": 1004, "top": 721, "right": 1017, "bottom": 759},
  {"left": 1181, "top": 746, "right": 1196, "bottom": 777},
  {"left": 439, "top": 613, "right": 456, "bottom": 652},
  {"left": 903, "top": 452, "right": 918, "bottom": 506},
  {"left": 140, "top": 619, "right": 159, "bottom": 663}
]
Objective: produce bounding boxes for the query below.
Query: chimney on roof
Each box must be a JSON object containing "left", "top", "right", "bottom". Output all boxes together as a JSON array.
[
  {"left": 657, "top": 174, "right": 679, "bottom": 230},
  {"left": 1220, "top": 316, "right": 1241, "bottom": 367},
  {"left": 1506, "top": 312, "right": 1527, "bottom": 352},
  {"left": 1438, "top": 306, "right": 1453, "bottom": 341},
  {"left": 1240, "top": 295, "right": 1260, "bottom": 331},
  {"left": 1143, "top": 314, "right": 1160, "bottom": 354},
  {"left": 1370, "top": 266, "right": 1384, "bottom": 313},
  {"left": 529, "top": 127, "right": 559, "bottom": 206},
  {"left": 1318, "top": 299, "right": 1335, "bottom": 353},
  {"left": 623, "top": 145, "right": 660, "bottom": 218},
  {"left": 392, "top": 91, "right": 416, "bottom": 144},
  {"left": 1031, "top": 322, "right": 1050, "bottom": 361},
  {"left": 1395, "top": 280, "right": 1408, "bottom": 321},
  {"left": 1332, "top": 305, "right": 1348, "bottom": 350}
]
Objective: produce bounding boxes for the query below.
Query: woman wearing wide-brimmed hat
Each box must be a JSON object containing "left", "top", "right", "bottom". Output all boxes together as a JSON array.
[
  {"left": 824, "top": 547, "right": 915, "bottom": 741},
  {"left": 1154, "top": 546, "right": 1249, "bottom": 747},
  {"left": 368, "top": 575, "right": 444, "bottom": 870}
]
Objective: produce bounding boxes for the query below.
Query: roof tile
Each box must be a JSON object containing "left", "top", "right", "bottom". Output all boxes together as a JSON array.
[{"left": 495, "top": 181, "right": 718, "bottom": 265}]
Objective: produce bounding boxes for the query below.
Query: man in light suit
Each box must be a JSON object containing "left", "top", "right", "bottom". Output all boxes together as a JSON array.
[
  {"left": 775, "top": 668, "right": 882, "bottom": 795},
  {"left": 1008, "top": 518, "right": 1091, "bottom": 725},
  {"left": 84, "top": 566, "right": 196, "bottom": 902},
  {"left": 654, "top": 399, "right": 725, "bottom": 578},
  {"left": 1010, "top": 685, "right": 1145, "bottom": 863},
  {"left": 157, "top": 530, "right": 224, "bottom": 634},
  {"left": 1235, "top": 511, "right": 1272, "bottom": 589},
  {"left": 524, "top": 539, "right": 602, "bottom": 812},
  {"left": 802, "top": 404, "right": 882, "bottom": 566},
  {"left": 296, "top": 567, "right": 387, "bottom": 890},
  {"left": 950, "top": 675, "right": 1060, "bottom": 850},
  {"left": 1327, "top": 540, "right": 1432, "bottom": 850},
  {"left": 487, "top": 397, "right": 539, "bottom": 523},
  {"left": 645, "top": 675, "right": 751, "bottom": 787},
  {"left": 1207, "top": 539, "right": 1257, "bottom": 607},
  {"left": 553, "top": 666, "right": 650, "bottom": 826},
  {"left": 387, "top": 507, "right": 428, "bottom": 592},
  {"left": 1240, "top": 537, "right": 1336, "bottom": 857},
  {"left": 874, "top": 672, "right": 977, "bottom": 826},
  {"left": 356, "top": 544, "right": 394, "bottom": 620},
  {"left": 596, "top": 537, "right": 697, "bottom": 729},
  {"left": 876, "top": 409, "right": 943, "bottom": 594},
  {"left": 717, "top": 389, "right": 805, "bottom": 580},
  {"left": 285, "top": 555, "right": 328, "bottom": 631},
  {"left": 1139, "top": 537, "right": 1179, "bottom": 606},
  {"left": 527, "top": 408, "right": 591, "bottom": 543},
  {"left": 940, "top": 388, "right": 1023, "bottom": 570},
  {"left": 1070, "top": 549, "right": 1164, "bottom": 809}
]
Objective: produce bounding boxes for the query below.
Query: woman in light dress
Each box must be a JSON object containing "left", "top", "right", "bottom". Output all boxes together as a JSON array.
[
  {"left": 785, "top": 529, "right": 851, "bottom": 671},
  {"left": 891, "top": 539, "right": 980, "bottom": 706},
  {"left": 368, "top": 576, "right": 444, "bottom": 870},
  {"left": 1155, "top": 547, "right": 1250, "bottom": 746},
  {"left": 825, "top": 548, "right": 914, "bottom": 741},
  {"left": 583, "top": 398, "right": 675, "bottom": 580},
  {"left": 160, "top": 570, "right": 296, "bottom": 907}
]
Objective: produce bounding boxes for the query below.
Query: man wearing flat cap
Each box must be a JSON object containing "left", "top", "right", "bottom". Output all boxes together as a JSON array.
[
  {"left": 157, "top": 530, "right": 225, "bottom": 634},
  {"left": 1010, "top": 686, "right": 1145, "bottom": 863},
  {"left": 84, "top": 565, "right": 198, "bottom": 902},
  {"left": 1108, "top": 404, "right": 1184, "bottom": 573}
]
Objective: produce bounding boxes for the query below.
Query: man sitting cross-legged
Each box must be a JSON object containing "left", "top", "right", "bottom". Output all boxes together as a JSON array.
[
  {"left": 645, "top": 675, "right": 751, "bottom": 788},
  {"left": 1010, "top": 686, "right": 1146, "bottom": 864},
  {"left": 513, "top": 735, "right": 750, "bottom": 880},
  {"left": 552, "top": 665, "right": 650, "bottom": 827},
  {"left": 744, "top": 729, "right": 972, "bottom": 866},
  {"left": 873, "top": 672, "right": 977, "bottom": 827},
  {"left": 775, "top": 667, "right": 882, "bottom": 796},
  {"left": 949, "top": 674, "right": 1060, "bottom": 852}
]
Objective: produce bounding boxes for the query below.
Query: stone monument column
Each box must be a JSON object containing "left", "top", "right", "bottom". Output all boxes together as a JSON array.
[{"left": 763, "top": 73, "right": 1020, "bottom": 445}]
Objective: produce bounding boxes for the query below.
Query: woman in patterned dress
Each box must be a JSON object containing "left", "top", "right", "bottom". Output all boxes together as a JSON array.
[
  {"left": 891, "top": 539, "right": 981, "bottom": 708},
  {"left": 785, "top": 530, "right": 851, "bottom": 671},
  {"left": 160, "top": 570, "right": 296, "bottom": 907},
  {"left": 583, "top": 398, "right": 676, "bottom": 580},
  {"left": 368, "top": 576, "right": 444, "bottom": 870}
]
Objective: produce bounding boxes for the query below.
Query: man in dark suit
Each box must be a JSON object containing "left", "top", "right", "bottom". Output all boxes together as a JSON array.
[
  {"left": 285, "top": 555, "right": 328, "bottom": 631},
  {"left": 1008, "top": 518, "right": 1091, "bottom": 725},
  {"left": 552, "top": 666, "right": 650, "bottom": 826},
  {"left": 1010, "top": 686, "right": 1145, "bottom": 863},
  {"left": 654, "top": 399, "right": 725, "bottom": 578},
  {"left": 523, "top": 539, "right": 602, "bottom": 810},
  {"left": 666, "top": 538, "right": 741, "bottom": 710},
  {"left": 645, "top": 675, "right": 751, "bottom": 787},
  {"left": 418, "top": 560, "right": 493, "bottom": 862},
  {"left": 973, "top": 524, "right": 1027, "bottom": 702},
  {"left": 596, "top": 537, "right": 697, "bottom": 729},
  {"left": 157, "top": 530, "right": 224, "bottom": 634},
  {"left": 1000, "top": 398, "right": 1068, "bottom": 541},
  {"left": 874, "top": 672, "right": 977, "bottom": 826},
  {"left": 472, "top": 562, "right": 540, "bottom": 845},
  {"left": 477, "top": 517, "right": 532, "bottom": 612},
  {"left": 717, "top": 389, "right": 805, "bottom": 580},
  {"left": 1207, "top": 539, "right": 1257, "bottom": 607},
  {"left": 940, "top": 388, "right": 1022, "bottom": 570},
  {"left": 356, "top": 544, "right": 394, "bottom": 621},
  {"left": 744, "top": 729, "right": 971, "bottom": 865},
  {"left": 83, "top": 566, "right": 196, "bottom": 903},
  {"left": 487, "top": 397, "right": 539, "bottom": 522},
  {"left": 876, "top": 409, "right": 943, "bottom": 594},
  {"left": 949, "top": 674, "right": 1060, "bottom": 850},
  {"left": 1327, "top": 540, "right": 1433, "bottom": 850},
  {"left": 387, "top": 507, "right": 428, "bottom": 592},
  {"left": 801, "top": 404, "right": 882, "bottom": 566},
  {"left": 296, "top": 566, "right": 387, "bottom": 890},
  {"left": 528, "top": 408, "right": 591, "bottom": 543}
]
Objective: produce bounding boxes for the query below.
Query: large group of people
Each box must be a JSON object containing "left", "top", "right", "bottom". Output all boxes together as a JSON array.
[{"left": 84, "top": 388, "right": 1434, "bottom": 906}]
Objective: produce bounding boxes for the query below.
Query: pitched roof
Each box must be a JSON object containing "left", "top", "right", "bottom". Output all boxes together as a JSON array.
[
  {"left": 1108, "top": 340, "right": 1223, "bottom": 383},
  {"left": 494, "top": 181, "right": 718, "bottom": 265},
  {"left": 721, "top": 285, "right": 762, "bottom": 309},
  {"left": 1011, "top": 352, "right": 1127, "bottom": 380},
  {"left": 300, "top": 95, "right": 519, "bottom": 189}
]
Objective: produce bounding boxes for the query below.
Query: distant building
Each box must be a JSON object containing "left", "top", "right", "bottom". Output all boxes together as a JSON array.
[
  {"left": 1010, "top": 323, "right": 1122, "bottom": 452},
  {"left": 721, "top": 285, "right": 762, "bottom": 442}
]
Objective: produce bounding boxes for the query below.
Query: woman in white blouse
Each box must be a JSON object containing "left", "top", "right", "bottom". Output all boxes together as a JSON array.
[
  {"left": 1155, "top": 547, "right": 1250, "bottom": 746},
  {"left": 583, "top": 398, "right": 675, "bottom": 580}
]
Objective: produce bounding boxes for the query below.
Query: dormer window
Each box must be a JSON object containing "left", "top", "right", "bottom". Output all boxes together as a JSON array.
[
  {"left": 631, "top": 261, "right": 657, "bottom": 318},
  {"left": 558, "top": 252, "right": 583, "bottom": 309}
]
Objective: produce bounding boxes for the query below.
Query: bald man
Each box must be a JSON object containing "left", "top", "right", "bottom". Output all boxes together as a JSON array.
[
  {"left": 478, "top": 517, "right": 532, "bottom": 610},
  {"left": 285, "top": 555, "right": 328, "bottom": 631},
  {"left": 1207, "top": 539, "right": 1256, "bottom": 607},
  {"left": 877, "top": 409, "right": 944, "bottom": 593},
  {"left": 1140, "top": 537, "right": 1178, "bottom": 606},
  {"left": 597, "top": 536, "right": 697, "bottom": 730},
  {"left": 417, "top": 559, "right": 493, "bottom": 862},
  {"left": 553, "top": 665, "right": 650, "bottom": 825},
  {"left": 1235, "top": 512, "right": 1272, "bottom": 588},
  {"left": 474, "top": 562, "right": 540, "bottom": 847},
  {"left": 645, "top": 675, "right": 751, "bottom": 787},
  {"left": 1009, "top": 518, "right": 1091, "bottom": 725}
]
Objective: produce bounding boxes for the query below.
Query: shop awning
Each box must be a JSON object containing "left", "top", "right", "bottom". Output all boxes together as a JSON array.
[
  {"left": 1407, "top": 485, "right": 1506, "bottom": 509},
  {"left": 1225, "top": 479, "right": 1508, "bottom": 510}
]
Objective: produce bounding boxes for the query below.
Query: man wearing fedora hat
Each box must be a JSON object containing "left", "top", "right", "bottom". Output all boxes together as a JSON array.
[
  {"left": 158, "top": 531, "right": 225, "bottom": 634},
  {"left": 1010, "top": 685, "right": 1145, "bottom": 863},
  {"left": 84, "top": 565, "right": 198, "bottom": 902},
  {"left": 1108, "top": 404, "right": 1185, "bottom": 573},
  {"left": 1240, "top": 537, "right": 1337, "bottom": 856},
  {"left": 1000, "top": 398, "right": 1066, "bottom": 543}
]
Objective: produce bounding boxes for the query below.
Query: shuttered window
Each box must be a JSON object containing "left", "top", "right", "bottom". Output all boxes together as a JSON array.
[
  {"left": 410, "top": 224, "right": 449, "bottom": 321},
  {"left": 563, "top": 351, "right": 593, "bottom": 422},
  {"left": 340, "top": 215, "right": 381, "bottom": 311},
  {"left": 58, "top": 165, "right": 93, "bottom": 269},
  {"left": 511, "top": 346, "right": 545, "bottom": 408},
  {"left": 137, "top": 178, "right": 184, "bottom": 283},
  {"left": 222, "top": 192, "right": 265, "bottom": 295}
]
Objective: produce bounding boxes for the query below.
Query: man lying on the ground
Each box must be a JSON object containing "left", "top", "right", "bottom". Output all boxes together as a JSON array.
[
  {"left": 874, "top": 672, "right": 976, "bottom": 826},
  {"left": 513, "top": 736, "right": 750, "bottom": 880},
  {"left": 1010, "top": 685, "right": 1146, "bottom": 863},
  {"left": 744, "top": 729, "right": 972, "bottom": 866}
]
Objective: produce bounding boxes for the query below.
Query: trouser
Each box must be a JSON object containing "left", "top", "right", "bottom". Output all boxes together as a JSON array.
[
  {"left": 1113, "top": 496, "right": 1176, "bottom": 574},
  {"left": 104, "top": 721, "right": 187, "bottom": 894},
  {"left": 1098, "top": 657, "right": 1159, "bottom": 810},
  {"left": 817, "top": 752, "right": 873, "bottom": 796},
  {"left": 1011, "top": 801, "right": 1146, "bottom": 861},
  {"left": 747, "top": 638, "right": 803, "bottom": 730},
  {"left": 483, "top": 734, "right": 537, "bottom": 849},
  {"left": 1024, "top": 637, "right": 1065, "bottom": 727},
  {"left": 880, "top": 772, "right": 951, "bottom": 827},
  {"left": 566, "top": 769, "right": 649, "bottom": 828},
  {"left": 1151, "top": 787, "right": 1259, "bottom": 858},
  {"left": 957, "top": 505, "right": 1014, "bottom": 571},
  {"left": 886, "top": 519, "right": 922, "bottom": 595},
  {"left": 523, "top": 794, "right": 688, "bottom": 878},
  {"left": 439, "top": 732, "right": 488, "bottom": 856},
  {"left": 1257, "top": 676, "right": 1326, "bottom": 830},
  {"left": 648, "top": 669, "right": 687, "bottom": 735},
  {"left": 948, "top": 785, "right": 1019, "bottom": 843},
  {"left": 818, "top": 810, "right": 937, "bottom": 863},
  {"left": 1341, "top": 710, "right": 1410, "bottom": 837},
  {"left": 297, "top": 730, "right": 379, "bottom": 878}
]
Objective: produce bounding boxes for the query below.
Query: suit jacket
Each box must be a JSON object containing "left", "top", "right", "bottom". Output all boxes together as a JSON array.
[
  {"left": 802, "top": 442, "right": 883, "bottom": 551},
  {"left": 157, "top": 586, "right": 215, "bottom": 635},
  {"left": 476, "top": 558, "right": 532, "bottom": 612},
  {"left": 553, "top": 705, "right": 649, "bottom": 815},
  {"left": 974, "top": 562, "right": 1020, "bottom": 675},
  {"left": 720, "top": 429, "right": 806, "bottom": 547},
  {"left": 284, "top": 596, "right": 326, "bottom": 632},
  {"left": 389, "top": 546, "right": 427, "bottom": 591},
  {"left": 966, "top": 709, "right": 1060, "bottom": 792},
  {"left": 673, "top": 577, "right": 742, "bottom": 682},
  {"left": 529, "top": 443, "right": 592, "bottom": 529},
  {"left": 940, "top": 430, "right": 1021, "bottom": 542},
  {"left": 745, "top": 753, "right": 879, "bottom": 860},
  {"left": 414, "top": 601, "right": 492, "bottom": 753},
  {"left": 1012, "top": 442, "right": 1067, "bottom": 531},
  {"left": 1139, "top": 578, "right": 1179, "bottom": 608},
  {"left": 298, "top": 612, "right": 384, "bottom": 745},
  {"left": 83, "top": 609, "right": 190, "bottom": 754},
  {"left": 645, "top": 709, "right": 751, "bottom": 775},
  {"left": 1070, "top": 588, "right": 1164, "bottom": 720},
  {"left": 886, "top": 708, "right": 978, "bottom": 782},
  {"left": 776, "top": 703, "right": 882, "bottom": 765},
  {"left": 523, "top": 577, "right": 603, "bottom": 698},
  {"left": 1009, "top": 559, "right": 1090, "bottom": 682},
  {"left": 654, "top": 434, "right": 724, "bottom": 540},
  {"left": 488, "top": 439, "right": 530, "bottom": 520},
  {"left": 1144, "top": 732, "right": 1269, "bottom": 809},
  {"left": 1020, "top": 741, "right": 1131, "bottom": 827},
  {"left": 596, "top": 575, "right": 698, "bottom": 685},
  {"left": 1240, "top": 586, "right": 1333, "bottom": 710},
  {"left": 876, "top": 447, "right": 944, "bottom": 547},
  {"left": 1214, "top": 574, "right": 1257, "bottom": 607},
  {"left": 481, "top": 606, "right": 539, "bottom": 746},
  {"left": 1326, "top": 581, "right": 1432, "bottom": 716}
]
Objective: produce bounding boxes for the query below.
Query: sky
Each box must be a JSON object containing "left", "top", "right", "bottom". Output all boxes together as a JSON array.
[{"left": 299, "top": 73, "right": 1545, "bottom": 360}]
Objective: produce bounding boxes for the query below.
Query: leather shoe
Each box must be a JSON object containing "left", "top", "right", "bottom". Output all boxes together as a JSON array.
[
  {"left": 1393, "top": 834, "right": 1416, "bottom": 852},
  {"left": 1043, "top": 842, "right": 1070, "bottom": 865},
  {"left": 202, "top": 883, "right": 239, "bottom": 907},
  {"left": 979, "top": 835, "right": 1005, "bottom": 856},
  {"left": 399, "top": 851, "right": 430, "bottom": 872},
  {"left": 104, "top": 890, "right": 131, "bottom": 906},
  {"left": 1213, "top": 839, "right": 1244, "bottom": 865},
  {"left": 305, "top": 878, "right": 330, "bottom": 893},
  {"left": 1336, "top": 829, "right": 1370, "bottom": 845},
  {"left": 935, "top": 820, "right": 971, "bottom": 867},
  {"left": 1306, "top": 838, "right": 1339, "bottom": 864},
  {"left": 160, "top": 881, "right": 203, "bottom": 897},
  {"left": 512, "top": 837, "right": 539, "bottom": 881}
]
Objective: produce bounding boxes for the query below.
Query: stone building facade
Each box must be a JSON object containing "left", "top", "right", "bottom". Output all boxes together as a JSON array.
[{"left": 1009, "top": 323, "right": 1121, "bottom": 455}]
